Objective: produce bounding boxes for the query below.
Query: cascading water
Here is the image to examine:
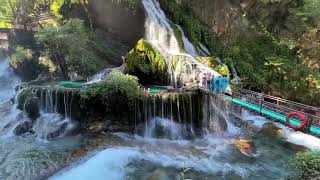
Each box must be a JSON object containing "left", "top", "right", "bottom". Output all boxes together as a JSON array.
[
  {"left": 176, "top": 25, "right": 198, "bottom": 56},
  {"left": 0, "top": 59, "right": 20, "bottom": 104},
  {"left": 231, "top": 66, "right": 241, "bottom": 85},
  {"left": 86, "top": 63, "right": 126, "bottom": 84},
  {"left": 32, "top": 88, "right": 76, "bottom": 140},
  {"left": 141, "top": 0, "right": 234, "bottom": 136},
  {"left": 142, "top": 0, "right": 223, "bottom": 88}
]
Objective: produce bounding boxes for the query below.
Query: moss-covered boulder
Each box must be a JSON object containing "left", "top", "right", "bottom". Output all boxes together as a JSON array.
[
  {"left": 126, "top": 39, "right": 167, "bottom": 84},
  {"left": 17, "top": 89, "right": 40, "bottom": 121}
]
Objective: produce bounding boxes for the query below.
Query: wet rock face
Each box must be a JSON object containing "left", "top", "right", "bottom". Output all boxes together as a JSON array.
[
  {"left": 24, "top": 97, "right": 40, "bottom": 121},
  {"left": 45, "top": 122, "right": 68, "bottom": 140},
  {"left": 17, "top": 89, "right": 40, "bottom": 121},
  {"left": 90, "top": 0, "right": 145, "bottom": 46},
  {"left": 234, "top": 138, "right": 256, "bottom": 157},
  {"left": 14, "top": 120, "right": 33, "bottom": 136}
]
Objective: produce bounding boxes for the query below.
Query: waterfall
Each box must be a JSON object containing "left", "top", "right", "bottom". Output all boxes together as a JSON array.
[
  {"left": 231, "top": 66, "right": 241, "bottom": 85},
  {"left": 86, "top": 63, "right": 126, "bottom": 84},
  {"left": 139, "top": 94, "right": 196, "bottom": 139},
  {"left": 0, "top": 59, "right": 20, "bottom": 104},
  {"left": 32, "top": 88, "right": 76, "bottom": 140},
  {"left": 144, "top": 117, "right": 184, "bottom": 140},
  {"left": 176, "top": 25, "right": 198, "bottom": 56},
  {"left": 198, "top": 43, "right": 211, "bottom": 56},
  {"left": 142, "top": 0, "right": 223, "bottom": 89},
  {"left": 142, "top": 0, "right": 180, "bottom": 55}
]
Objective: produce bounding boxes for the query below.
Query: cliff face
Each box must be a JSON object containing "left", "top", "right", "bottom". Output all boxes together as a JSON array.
[
  {"left": 181, "top": 0, "right": 246, "bottom": 35},
  {"left": 90, "top": 0, "right": 145, "bottom": 46}
]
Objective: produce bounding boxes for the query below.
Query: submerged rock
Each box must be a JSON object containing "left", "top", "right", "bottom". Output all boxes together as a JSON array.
[
  {"left": 259, "top": 122, "right": 283, "bottom": 137},
  {"left": 147, "top": 169, "right": 171, "bottom": 180},
  {"left": 234, "top": 138, "right": 256, "bottom": 157},
  {"left": 45, "top": 121, "right": 68, "bottom": 140}
]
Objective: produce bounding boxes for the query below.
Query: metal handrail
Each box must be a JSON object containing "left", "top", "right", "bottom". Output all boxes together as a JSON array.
[{"left": 240, "top": 89, "right": 320, "bottom": 112}]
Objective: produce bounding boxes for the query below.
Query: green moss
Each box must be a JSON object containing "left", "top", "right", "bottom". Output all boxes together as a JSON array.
[
  {"left": 126, "top": 39, "right": 166, "bottom": 84},
  {"left": 80, "top": 71, "right": 143, "bottom": 109},
  {"left": 169, "top": 55, "right": 180, "bottom": 70}
]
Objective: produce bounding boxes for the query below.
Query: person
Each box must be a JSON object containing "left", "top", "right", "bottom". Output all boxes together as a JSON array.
[
  {"left": 219, "top": 75, "right": 229, "bottom": 93},
  {"left": 206, "top": 73, "right": 211, "bottom": 88},
  {"left": 194, "top": 69, "right": 200, "bottom": 86},
  {"left": 210, "top": 74, "right": 215, "bottom": 92},
  {"left": 214, "top": 76, "right": 221, "bottom": 93},
  {"left": 202, "top": 73, "right": 207, "bottom": 87}
]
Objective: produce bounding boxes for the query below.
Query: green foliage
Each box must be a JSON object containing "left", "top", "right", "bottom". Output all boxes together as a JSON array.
[
  {"left": 111, "top": 0, "right": 141, "bottom": 13},
  {"left": 51, "top": 0, "right": 65, "bottom": 20},
  {"left": 292, "top": 151, "right": 320, "bottom": 179},
  {"left": 158, "top": 0, "right": 201, "bottom": 45},
  {"left": 159, "top": 0, "right": 319, "bottom": 105},
  {"left": 0, "top": 0, "right": 14, "bottom": 28},
  {"left": 223, "top": 26, "right": 320, "bottom": 104},
  {"left": 126, "top": 39, "right": 166, "bottom": 83},
  {"left": 296, "top": 0, "right": 320, "bottom": 24},
  {"left": 35, "top": 18, "right": 100, "bottom": 79},
  {"left": 38, "top": 53, "right": 57, "bottom": 75},
  {"left": 215, "top": 64, "right": 230, "bottom": 77},
  {"left": 80, "top": 71, "right": 143, "bottom": 108},
  {"left": 9, "top": 46, "right": 33, "bottom": 68}
]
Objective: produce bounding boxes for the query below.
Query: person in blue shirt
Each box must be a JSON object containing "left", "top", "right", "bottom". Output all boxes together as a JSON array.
[
  {"left": 219, "top": 75, "right": 229, "bottom": 93},
  {"left": 210, "top": 75, "right": 216, "bottom": 93}
]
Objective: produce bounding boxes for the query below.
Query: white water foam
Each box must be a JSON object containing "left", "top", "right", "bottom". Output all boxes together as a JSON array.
[
  {"left": 86, "top": 64, "right": 126, "bottom": 84},
  {"left": 51, "top": 145, "right": 258, "bottom": 180},
  {"left": 0, "top": 59, "right": 20, "bottom": 104}
]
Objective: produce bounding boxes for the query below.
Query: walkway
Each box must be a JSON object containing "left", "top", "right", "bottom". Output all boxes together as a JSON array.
[{"left": 203, "top": 88, "right": 320, "bottom": 136}]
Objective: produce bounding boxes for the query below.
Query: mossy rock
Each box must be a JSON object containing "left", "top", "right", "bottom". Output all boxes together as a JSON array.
[
  {"left": 126, "top": 39, "right": 167, "bottom": 84},
  {"left": 24, "top": 97, "right": 40, "bottom": 121},
  {"left": 14, "top": 120, "right": 33, "bottom": 136},
  {"left": 17, "top": 89, "right": 40, "bottom": 121},
  {"left": 17, "top": 89, "right": 33, "bottom": 110}
]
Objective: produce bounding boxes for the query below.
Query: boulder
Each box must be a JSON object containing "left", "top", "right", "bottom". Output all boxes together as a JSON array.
[
  {"left": 88, "top": 121, "right": 106, "bottom": 133},
  {"left": 14, "top": 120, "right": 33, "bottom": 136},
  {"left": 234, "top": 138, "right": 256, "bottom": 157},
  {"left": 24, "top": 97, "right": 40, "bottom": 121},
  {"left": 17, "top": 89, "right": 40, "bottom": 121},
  {"left": 17, "top": 89, "right": 33, "bottom": 110},
  {"left": 45, "top": 122, "right": 68, "bottom": 140}
]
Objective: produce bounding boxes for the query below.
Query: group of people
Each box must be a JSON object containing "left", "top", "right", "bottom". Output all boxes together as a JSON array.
[{"left": 194, "top": 69, "right": 229, "bottom": 94}]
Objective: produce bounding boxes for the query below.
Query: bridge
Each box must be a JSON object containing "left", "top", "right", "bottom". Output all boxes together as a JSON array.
[{"left": 213, "top": 89, "right": 320, "bottom": 136}]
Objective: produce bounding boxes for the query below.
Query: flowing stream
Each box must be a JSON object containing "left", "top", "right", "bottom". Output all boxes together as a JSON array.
[{"left": 0, "top": 58, "right": 82, "bottom": 179}]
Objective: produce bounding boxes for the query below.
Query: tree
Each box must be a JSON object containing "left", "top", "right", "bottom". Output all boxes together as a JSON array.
[{"left": 35, "top": 18, "right": 98, "bottom": 79}]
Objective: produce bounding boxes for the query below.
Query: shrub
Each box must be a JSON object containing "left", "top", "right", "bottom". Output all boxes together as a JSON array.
[
  {"left": 9, "top": 46, "right": 33, "bottom": 68},
  {"left": 80, "top": 71, "right": 143, "bottom": 108},
  {"left": 292, "top": 151, "right": 320, "bottom": 179},
  {"left": 35, "top": 18, "right": 100, "bottom": 79}
]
